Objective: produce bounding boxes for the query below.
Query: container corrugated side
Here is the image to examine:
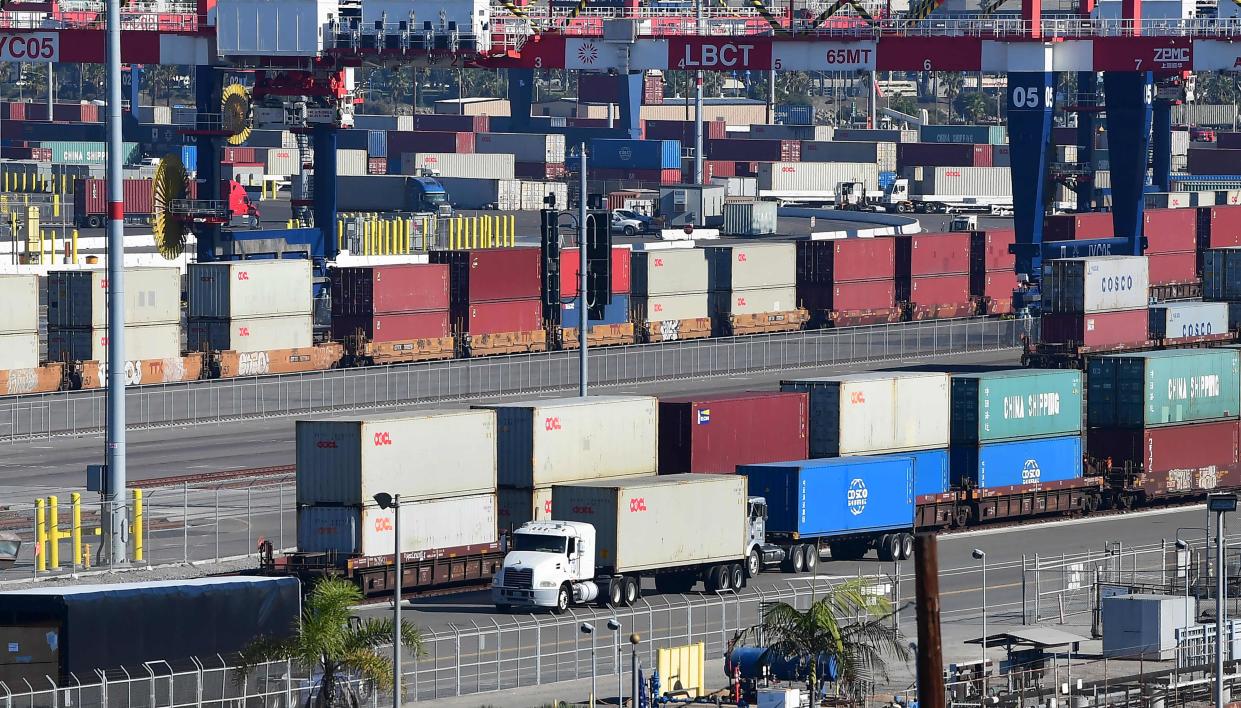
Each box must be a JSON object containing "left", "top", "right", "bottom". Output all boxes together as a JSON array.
[
  {"left": 658, "top": 392, "right": 808, "bottom": 474},
  {"left": 950, "top": 435, "right": 1083, "bottom": 489},
  {"left": 709, "top": 286, "right": 798, "bottom": 316},
  {"left": 47, "top": 323, "right": 181, "bottom": 364},
  {"left": 475, "top": 133, "right": 566, "bottom": 163},
  {"left": 1202, "top": 248, "right": 1241, "bottom": 300},
  {"left": 758, "top": 161, "right": 880, "bottom": 192},
  {"left": 850, "top": 449, "right": 949, "bottom": 497},
  {"left": 721, "top": 201, "right": 778, "bottom": 236},
  {"left": 1042, "top": 257, "right": 1150, "bottom": 313},
  {"left": 1087, "top": 349, "right": 1240, "bottom": 428},
  {"left": 632, "top": 293, "right": 710, "bottom": 322},
  {"left": 741, "top": 456, "right": 914, "bottom": 536},
  {"left": 1086, "top": 419, "right": 1240, "bottom": 498},
  {"left": 187, "top": 261, "right": 313, "bottom": 319},
  {"left": 704, "top": 243, "right": 796, "bottom": 291},
  {"left": 48, "top": 268, "right": 180, "bottom": 328},
  {"left": 406, "top": 153, "right": 516, "bottom": 179},
  {"left": 0, "top": 274, "right": 38, "bottom": 333},
  {"left": 630, "top": 249, "right": 709, "bottom": 296},
  {"left": 950, "top": 369, "right": 1083, "bottom": 444},
  {"left": 186, "top": 315, "right": 313, "bottom": 353},
  {"left": 1149, "top": 301, "right": 1229, "bottom": 339},
  {"left": 296, "top": 493, "right": 498, "bottom": 556},
  {"left": 0, "top": 333, "right": 39, "bottom": 370},
  {"left": 497, "top": 487, "right": 553, "bottom": 529},
  {"left": 480, "top": 396, "right": 658, "bottom": 488},
  {"left": 295, "top": 410, "right": 497, "bottom": 506},
  {"left": 551, "top": 475, "right": 747, "bottom": 573}
]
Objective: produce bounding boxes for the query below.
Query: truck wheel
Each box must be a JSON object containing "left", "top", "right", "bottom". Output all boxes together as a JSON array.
[
  {"left": 623, "top": 225, "right": 637, "bottom": 237},
  {"left": 900, "top": 534, "right": 915, "bottom": 561},
  {"left": 704, "top": 566, "right": 721, "bottom": 593},
  {"left": 745, "top": 548, "right": 761, "bottom": 578},
  {"left": 716, "top": 565, "right": 733, "bottom": 592},
  {"left": 623, "top": 576, "right": 640, "bottom": 606},
  {"left": 791, "top": 545, "right": 806, "bottom": 573},
  {"left": 87, "top": 215, "right": 103, "bottom": 228},
  {"left": 608, "top": 577, "right": 625, "bottom": 606},
  {"left": 877, "top": 534, "right": 894, "bottom": 562},
  {"left": 802, "top": 545, "right": 818, "bottom": 574},
  {"left": 729, "top": 563, "right": 745, "bottom": 590},
  {"left": 555, "top": 585, "right": 571, "bottom": 614}
]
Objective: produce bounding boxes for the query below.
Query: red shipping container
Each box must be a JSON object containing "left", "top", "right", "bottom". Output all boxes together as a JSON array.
[
  {"left": 896, "top": 143, "right": 992, "bottom": 168},
  {"left": 222, "top": 146, "right": 257, "bottom": 163},
  {"left": 1039, "top": 308, "right": 1148, "bottom": 348},
  {"left": 1043, "top": 212, "right": 1113, "bottom": 241},
  {"left": 30, "top": 147, "right": 51, "bottom": 162},
  {"left": 74, "top": 177, "right": 197, "bottom": 218},
  {"left": 330, "top": 263, "right": 450, "bottom": 317},
  {"left": 706, "top": 139, "right": 799, "bottom": 162},
  {"left": 907, "top": 274, "right": 973, "bottom": 316},
  {"left": 657, "top": 391, "right": 809, "bottom": 474},
  {"left": 1147, "top": 251, "right": 1198, "bottom": 286},
  {"left": 431, "top": 247, "right": 542, "bottom": 304},
  {"left": 367, "top": 157, "right": 387, "bottom": 175},
  {"left": 412, "top": 114, "right": 489, "bottom": 133},
  {"left": 1086, "top": 419, "right": 1241, "bottom": 498},
  {"left": 1197, "top": 205, "right": 1241, "bottom": 250},
  {"left": 703, "top": 160, "right": 736, "bottom": 179},
  {"left": 560, "top": 246, "right": 632, "bottom": 299},
  {"left": 464, "top": 298, "right": 543, "bottom": 335},
  {"left": 515, "top": 162, "right": 567, "bottom": 180},
  {"left": 734, "top": 161, "right": 759, "bottom": 177},
  {"left": 969, "top": 229, "right": 1016, "bottom": 272},
  {"left": 1142, "top": 208, "right": 1197, "bottom": 254},
  {"left": 978, "top": 270, "right": 1018, "bottom": 314},
  {"left": 332, "top": 311, "right": 451, "bottom": 343},
  {"left": 800, "top": 280, "right": 896, "bottom": 313},
  {"left": 388, "top": 131, "right": 475, "bottom": 155},
  {"left": 797, "top": 238, "right": 896, "bottom": 285},
  {"left": 899, "top": 231, "right": 971, "bottom": 277},
  {"left": 6, "top": 102, "right": 24, "bottom": 121}
]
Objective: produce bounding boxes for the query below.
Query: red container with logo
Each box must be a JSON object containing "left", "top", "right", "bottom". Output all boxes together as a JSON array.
[
  {"left": 431, "top": 248, "right": 542, "bottom": 304},
  {"left": 1040, "top": 308, "right": 1148, "bottom": 348},
  {"left": 658, "top": 391, "right": 809, "bottom": 474},
  {"left": 367, "top": 157, "right": 387, "bottom": 175},
  {"left": 898, "top": 231, "right": 971, "bottom": 277},
  {"left": 388, "top": 131, "right": 475, "bottom": 155},
  {"left": 1143, "top": 208, "right": 1197, "bottom": 254},
  {"left": 515, "top": 162, "right": 567, "bottom": 180},
  {"left": 1147, "top": 251, "right": 1198, "bottom": 286},
  {"left": 560, "top": 246, "right": 632, "bottom": 299},
  {"left": 329, "top": 264, "right": 450, "bottom": 316},
  {"left": 969, "top": 228, "right": 1016, "bottom": 272},
  {"left": 332, "top": 311, "right": 451, "bottom": 343},
  {"left": 797, "top": 238, "right": 896, "bottom": 284},
  {"left": 906, "top": 274, "right": 973, "bottom": 318},
  {"left": 464, "top": 298, "right": 543, "bottom": 335},
  {"left": 1043, "top": 212, "right": 1113, "bottom": 241},
  {"left": 222, "top": 146, "right": 257, "bottom": 163},
  {"left": 1087, "top": 419, "right": 1241, "bottom": 499},
  {"left": 1197, "top": 205, "right": 1241, "bottom": 251}
]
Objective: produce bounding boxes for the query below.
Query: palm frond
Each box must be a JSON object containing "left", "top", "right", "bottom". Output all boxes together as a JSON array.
[{"left": 340, "top": 646, "right": 394, "bottom": 687}]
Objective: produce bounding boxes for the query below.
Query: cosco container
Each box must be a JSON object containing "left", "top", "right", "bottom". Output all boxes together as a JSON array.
[
  {"left": 405, "top": 153, "right": 515, "bottom": 179},
  {"left": 296, "top": 493, "right": 498, "bottom": 557},
  {"left": 1086, "top": 419, "right": 1241, "bottom": 498},
  {"left": 1086, "top": 349, "right": 1240, "bottom": 428},
  {"left": 1041, "top": 256, "right": 1150, "bottom": 313},
  {"left": 757, "top": 161, "right": 880, "bottom": 192},
  {"left": 658, "top": 391, "right": 808, "bottom": 474},
  {"left": 630, "top": 249, "right": 709, "bottom": 296},
  {"left": 329, "top": 264, "right": 449, "bottom": 316},
  {"left": 721, "top": 201, "right": 778, "bottom": 236},
  {"left": 632, "top": 293, "right": 710, "bottom": 322},
  {"left": 0, "top": 274, "right": 38, "bottom": 333},
  {"left": 705, "top": 243, "right": 796, "bottom": 291},
  {"left": 1202, "top": 247, "right": 1241, "bottom": 300},
  {"left": 187, "top": 261, "right": 313, "bottom": 319},
  {"left": 709, "top": 286, "right": 798, "bottom": 316},
  {"left": 48, "top": 268, "right": 180, "bottom": 328},
  {"left": 430, "top": 248, "right": 542, "bottom": 303},
  {"left": 741, "top": 456, "right": 914, "bottom": 537},
  {"left": 186, "top": 315, "right": 313, "bottom": 353},
  {"left": 950, "top": 369, "right": 1083, "bottom": 444},
  {"left": 1149, "top": 301, "right": 1229, "bottom": 340},
  {"left": 0, "top": 333, "right": 39, "bottom": 370},
  {"left": 478, "top": 396, "right": 658, "bottom": 488},
  {"left": 782, "top": 372, "right": 950, "bottom": 456},
  {"left": 589, "top": 139, "right": 681, "bottom": 170},
  {"left": 295, "top": 411, "right": 496, "bottom": 506},
  {"left": 903, "top": 448, "right": 950, "bottom": 498},
  {"left": 497, "top": 486, "right": 553, "bottom": 528},
  {"left": 950, "top": 435, "right": 1084, "bottom": 489},
  {"left": 551, "top": 475, "right": 747, "bottom": 573},
  {"left": 475, "top": 133, "right": 566, "bottom": 163},
  {"left": 47, "top": 323, "right": 180, "bottom": 364}
]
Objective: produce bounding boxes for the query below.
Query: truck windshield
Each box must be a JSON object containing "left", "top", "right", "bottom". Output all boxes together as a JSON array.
[
  {"left": 424, "top": 192, "right": 448, "bottom": 207},
  {"left": 512, "top": 533, "right": 567, "bottom": 554}
]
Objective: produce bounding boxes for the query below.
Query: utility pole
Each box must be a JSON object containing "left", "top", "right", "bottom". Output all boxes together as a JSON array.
[
  {"left": 693, "top": 0, "right": 704, "bottom": 189},
  {"left": 578, "top": 143, "right": 588, "bottom": 397},
  {"left": 915, "top": 534, "right": 946, "bottom": 708},
  {"left": 105, "top": 0, "right": 128, "bottom": 565}
]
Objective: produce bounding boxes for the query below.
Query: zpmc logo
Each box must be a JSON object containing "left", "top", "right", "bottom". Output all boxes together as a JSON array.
[
  {"left": 545, "top": 417, "right": 562, "bottom": 431},
  {"left": 847, "top": 479, "right": 868, "bottom": 516},
  {"left": 373, "top": 431, "right": 392, "bottom": 446}
]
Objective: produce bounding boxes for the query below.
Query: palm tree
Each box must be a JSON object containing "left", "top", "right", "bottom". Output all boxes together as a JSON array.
[
  {"left": 239, "top": 577, "right": 424, "bottom": 708},
  {"left": 753, "top": 578, "right": 911, "bottom": 702}
]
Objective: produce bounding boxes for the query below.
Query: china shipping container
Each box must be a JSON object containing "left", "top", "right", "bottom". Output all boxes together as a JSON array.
[
  {"left": 0, "top": 274, "right": 39, "bottom": 333},
  {"left": 1040, "top": 309, "right": 1149, "bottom": 348},
  {"left": 710, "top": 286, "right": 798, "bottom": 316},
  {"left": 475, "top": 133, "right": 566, "bottom": 163},
  {"left": 951, "top": 369, "right": 1084, "bottom": 444},
  {"left": 477, "top": 396, "right": 658, "bottom": 488},
  {"left": 705, "top": 243, "right": 796, "bottom": 291},
  {"left": 796, "top": 238, "right": 896, "bottom": 284},
  {"left": 47, "top": 323, "right": 181, "bottom": 364},
  {"left": 898, "top": 232, "right": 971, "bottom": 277},
  {"left": 47, "top": 268, "right": 180, "bottom": 328},
  {"left": 404, "top": 153, "right": 515, "bottom": 179},
  {"left": 463, "top": 298, "right": 543, "bottom": 335},
  {"left": 758, "top": 162, "right": 880, "bottom": 192},
  {"left": 589, "top": 139, "right": 681, "bottom": 170},
  {"left": 1086, "top": 419, "right": 1241, "bottom": 498},
  {"left": 1041, "top": 256, "right": 1150, "bottom": 313},
  {"left": 918, "top": 124, "right": 1006, "bottom": 145},
  {"left": 801, "top": 141, "right": 897, "bottom": 172},
  {"left": 951, "top": 435, "right": 1084, "bottom": 489},
  {"left": 188, "top": 261, "right": 313, "bottom": 319},
  {"left": 560, "top": 247, "right": 632, "bottom": 298},
  {"left": 297, "top": 494, "right": 497, "bottom": 556},
  {"left": 632, "top": 293, "right": 711, "bottom": 322},
  {"left": 1202, "top": 247, "right": 1241, "bottom": 299},
  {"left": 630, "top": 249, "right": 710, "bottom": 295},
  {"left": 332, "top": 311, "right": 451, "bottom": 343},
  {"left": 1086, "top": 349, "right": 1240, "bottom": 428},
  {"left": 781, "top": 372, "right": 951, "bottom": 457},
  {"left": 658, "top": 391, "right": 808, "bottom": 474},
  {"left": 330, "top": 264, "right": 449, "bottom": 316},
  {"left": 0, "top": 333, "right": 39, "bottom": 370},
  {"left": 431, "top": 248, "right": 542, "bottom": 304},
  {"left": 1149, "top": 301, "right": 1229, "bottom": 340},
  {"left": 741, "top": 456, "right": 914, "bottom": 538}
]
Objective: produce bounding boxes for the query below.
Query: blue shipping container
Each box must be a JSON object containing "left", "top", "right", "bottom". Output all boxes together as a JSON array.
[
  {"left": 740, "top": 456, "right": 913, "bottom": 537},
  {"left": 879, "top": 171, "right": 897, "bottom": 190},
  {"left": 335, "top": 129, "right": 369, "bottom": 150},
  {"left": 589, "top": 139, "right": 681, "bottom": 170},
  {"left": 368, "top": 130, "right": 388, "bottom": 158},
  {"left": 776, "top": 104, "right": 815, "bottom": 126},
  {"left": 854, "top": 449, "right": 948, "bottom": 497},
  {"left": 180, "top": 145, "right": 197, "bottom": 173},
  {"left": 561, "top": 294, "right": 630, "bottom": 326},
  {"left": 950, "top": 435, "right": 1083, "bottom": 489}
]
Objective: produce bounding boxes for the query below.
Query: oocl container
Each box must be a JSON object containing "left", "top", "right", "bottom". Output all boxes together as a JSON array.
[
  {"left": 1086, "top": 419, "right": 1240, "bottom": 498},
  {"left": 950, "top": 435, "right": 1084, "bottom": 489},
  {"left": 1041, "top": 256, "right": 1150, "bottom": 313},
  {"left": 329, "top": 264, "right": 449, "bottom": 316},
  {"left": 187, "top": 261, "right": 313, "bottom": 319},
  {"left": 704, "top": 243, "right": 796, "bottom": 291},
  {"left": 478, "top": 396, "right": 658, "bottom": 488},
  {"left": 631, "top": 249, "right": 709, "bottom": 296},
  {"left": 0, "top": 274, "right": 38, "bottom": 333},
  {"left": 560, "top": 247, "right": 632, "bottom": 298},
  {"left": 47, "top": 323, "right": 181, "bottom": 364},
  {"left": 1086, "top": 349, "right": 1240, "bottom": 428},
  {"left": 186, "top": 315, "right": 313, "bottom": 353},
  {"left": 782, "top": 372, "right": 951, "bottom": 457},
  {"left": 406, "top": 152, "right": 515, "bottom": 179},
  {"left": 632, "top": 293, "right": 710, "bottom": 322},
  {"left": 658, "top": 391, "right": 809, "bottom": 474},
  {"left": 48, "top": 268, "right": 181, "bottom": 328},
  {"left": 950, "top": 369, "right": 1084, "bottom": 445},
  {"left": 1148, "top": 301, "right": 1229, "bottom": 340},
  {"left": 296, "top": 493, "right": 498, "bottom": 557},
  {"left": 709, "top": 286, "right": 798, "bottom": 316},
  {"left": 497, "top": 486, "right": 553, "bottom": 528},
  {"left": 740, "top": 456, "right": 914, "bottom": 537},
  {"left": 758, "top": 161, "right": 880, "bottom": 192}
]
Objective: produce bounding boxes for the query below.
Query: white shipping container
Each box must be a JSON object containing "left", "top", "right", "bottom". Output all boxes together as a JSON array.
[
  {"left": 1149, "top": 301, "right": 1229, "bottom": 339},
  {"left": 47, "top": 323, "right": 181, "bottom": 365},
  {"left": 551, "top": 475, "right": 747, "bottom": 573},
  {"left": 710, "top": 286, "right": 798, "bottom": 316},
  {"left": 187, "top": 314, "right": 313, "bottom": 353},
  {"left": 0, "top": 333, "right": 39, "bottom": 370},
  {"left": 498, "top": 486, "right": 553, "bottom": 529},
  {"left": 296, "top": 410, "right": 497, "bottom": 506},
  {"left": 630, "top": 249, "right": 709, "bottom": 296},
  {"left": 705, "top": 242, "right": 796, "bottom": 290},
  {"left": 721, "top": 200, "right": 778, "bottom": 236},
  {"left": 47, "top": 268, "right": 180, "bottom": 329},
  {"left": 907, "top": 166, "right": 1012, "bottom": 197},
  {"left": 475, "top": 133, "right": 566, "bottom": 163},
  {"left": 336, "top": 149, "right": 368, "bottom": 176},
  {"left": 296, "top": 493, "right": 498, "bottom": 557},
  {"left": 758, "top": 161, "right": 880, "bottom": 192},
  {"left": 265, "top": 149, "right": 298, "bottom": 176},
  {"left": 783, "top": 372, "right": 951, "bottom": 454},
  {"left": 801, "top": 141, "right": 897, "bottom": 173},
  {"left": 0, "top": 274, "right": 38, "bottom": 333},
  {"left": 215, "top": 0, "right": 335, "bottom": 56},
  {"left": 188, "top": 260, "right": 313, "bottom": 318},
  {"left": 632, "top": 293, "right": 711, "bottom": 322},
  {"left": 1191, "top": 191, "right": 1218, "bottom": 207},
  {"left": 435, "top": 177, "right": 521, "bottom": 210},
  {"left": 405, "top": 152, "right": 515, "bottom": 179},
  {"left": 479, "top": 396, "right": 658, "bottom": 488},
  {"left": 1042, "top": 256, "right": 1151, "bottom": 314},
  {"left": 1144, "top": 192, "right": 1192, "bottom": 209},
  {"left": 713, "top": 176, "right": 758, "bottom": 198},
  {"left": 520, "top": 181, "right": 569, "bottom": 212}
]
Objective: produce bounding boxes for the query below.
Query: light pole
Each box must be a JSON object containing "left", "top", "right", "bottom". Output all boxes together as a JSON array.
[
  {"left": 630, "top": 633, "right": 641, "bottom": 707},
  {"left": 1177, "top": 538, "right": 1192, "bottom": 635},
  {"left": 607, "top": 619, "right": 622, "bottom": 706},
  {"left": 375, "top": 492, "right": 402, "bottom": 708},
  {"left": 581, "top": 622, "right": 596, "bottom": 708},
  {"left": 1209, "top": 492, "right": 1237, "bottom": 708},
  {"left": 578, "top": 143, "right": 588, "bottom": 397},
  {"left": 973, "top": 548, "right": 987, "bottom": 680}
]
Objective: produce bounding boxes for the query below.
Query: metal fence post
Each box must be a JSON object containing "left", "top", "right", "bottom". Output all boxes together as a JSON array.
[
  {"left": 182, "top": 482, "right": 188, "bottom": 564},
  {"left": 278, "top": 482, "right": 285, "bottom": 549},
  {"left": 1035, "top": 552, "right": 1042, "bottom": 621},
  {"left": 535, "top": 622, "right": 542, "bottom": 686},
  {"left": 1022, "top": 553, "right": 1028, "bottom": 625},
  {"left": 246, "top": 487, "right": 252, "bottom": 555},
  {"left": 214, "top": 487, "right": 220, "bottom": 562}
]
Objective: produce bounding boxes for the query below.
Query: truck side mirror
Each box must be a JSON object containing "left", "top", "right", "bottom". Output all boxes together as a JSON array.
[{"left": 567, "top": 538, "right": 576, "bottom": 557}]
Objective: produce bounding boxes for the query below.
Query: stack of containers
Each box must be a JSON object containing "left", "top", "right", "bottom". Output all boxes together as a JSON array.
[
  {"left": 630, "top": 248, "right": 711, "bottom": 341},
  {"left": 47, "top": 268, "right": 181, "bottom": 365},
  {"left": 475, "top": 133, "right": 567, "bottom": 181},
  {"left": 1040, "top": 256, "right": 1150, "bottom": 349},
  {"left": 704, "top": 242, "right": 799, "bottom": 335},
  {"left": 1197, "top": 206, "right": 1241, "bottom": 276},
  {"left": 968, "top": 228, "right": 1018, "bottom": 315},
  {"left": 795, "top": 238, "right": 898, "bottom": 326},
  {"left": 403, "top": 153, "right": 515, "bottom": 179},
  {"left": 1201, "top": 246, "right": 1241, "bottom": 327},
  {"left": 896, "top": 231, "right": 973, "bottom": 319},
  {"left": 1086, "top": 349, "right": 1241, "bottom": 499},
  {"left": 476, "top": 396, "right": 658, "bottom": 528},
  {"left": 294, "top": 411, "right": 500, "bottom": 557},
  {"left": 706, "top": 139, "right": 800, "bottom": 162},
  {"left": 800, "top": 141, "right": 896, "bottom": 172},
  {"left": 186, "top": 260, "right": 314, "bottom": 353},
  {"left": 657, "top": 391, "right": 808, "bottom": 474},
  {"left": 1148, "top": 301, "right": 1228, "bottom": 341},
  {"left": 429, "top": 248, "right": 543, "bottom": 346},
  {"left": 589, "top": 139, "right": 682, "bottom": 184},
  {"left": 329, "top": 264, "right": 453, "bottom": 356},
  {"left": 949, "top": 369, "right": 1085, "bottom": 494},
  {"left": 0, "top": 274, "right": 39, "bottom": 371},
  {"left": 1042, "top": 212, "right": 1114, "bottom": 242},
  {"left": 780, "top": 372, "right": 952, "bottom": 502},
  {"left": 559, "top": 246, "right": 633, "bottom": 347},
  {"left": 1142, "top": 208, "right": 1199, "bottom": 289}
]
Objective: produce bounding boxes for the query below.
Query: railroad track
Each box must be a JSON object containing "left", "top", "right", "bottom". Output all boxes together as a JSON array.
[{"left": 138, "top": 464, "right": 295, "bottom": 488}]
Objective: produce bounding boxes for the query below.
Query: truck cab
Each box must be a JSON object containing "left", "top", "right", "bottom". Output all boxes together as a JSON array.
[{"left": 410, "top": 176, "right": 450, "bottom": 214}]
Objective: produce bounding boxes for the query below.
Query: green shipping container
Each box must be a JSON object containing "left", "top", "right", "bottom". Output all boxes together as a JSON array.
[
  {"left": 1087, "top": 349, "right": 1241, "bottom": 428},
  {"left": 950, "top": 369, "right": 1083, "bottom": 444},
  {"left": 44, "top": 141, "right": 138, "bottom": 165}
]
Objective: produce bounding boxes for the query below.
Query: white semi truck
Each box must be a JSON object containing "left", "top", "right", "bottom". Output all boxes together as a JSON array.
[{"left": 835, "top": 179, "right": 1013, "bottom": 215}]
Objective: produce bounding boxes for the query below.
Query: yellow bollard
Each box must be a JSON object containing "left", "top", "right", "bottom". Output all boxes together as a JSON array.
[
  {"left": 509, "top": 214, "right": 517, "bottom": 247},
  {"left": 338, "top": 220, "right": 344, "bottom": 251},
  {"left": 132, "top": 489, "right": 143, "bottom": 562},
  {"left": 20, "top": 172, "right": 26, "bottom": 193},
  {"left": 34, "top": 498, "right": 45, "bottom": 573},
  {"left": 71, "top": 492, "right": 82, "bottom": 570},
  {"left": 71, "top": 229, "right": 78, "bottom": 264},
  {"left": 52, "top": 193, "right": 59, "bottom": 218},
  {"left": 48, "top": 495, "right": 59, "bottom": 570},
  {"left": 3, "top": 172, "right": 8, "bottom": 192}
]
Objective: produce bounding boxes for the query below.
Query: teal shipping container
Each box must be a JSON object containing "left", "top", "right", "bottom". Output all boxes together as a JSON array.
[
  {"left": 918, "top": 125, "right": 1006, "bottom": 145},
  {"left": 44, "top": 141, "right": 139, "bottom": 165},
  {"left": 950, "top": 369, "right": 1083, "bottom": 444},
  {"left": 1087, "top": 349, "right": 1241, "bottom": 428}
]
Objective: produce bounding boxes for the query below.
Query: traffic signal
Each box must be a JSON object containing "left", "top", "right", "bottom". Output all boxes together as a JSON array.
[
  {"left": 540, "top": 209, "right": 561, "bottom": 321},
  {"left": 585, "top": 209, "right": 612, "bottom": 319}
]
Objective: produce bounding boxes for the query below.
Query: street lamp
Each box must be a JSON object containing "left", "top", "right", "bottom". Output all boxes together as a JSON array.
[
  {"left": 607, "top": 619, "right": 622, "bottom": 706},
  {"left": 1208, "top": 492, "right": 1237, "bottom": 708},
  {"left": 581, "top": 622, "right": 596, "bottom": 708},
  {"left": 374, "top": 492, "right": 401, "bottom": 708},
  {"left": 1177, "top": 538, "right": 1192, "bottom": 637},
  {"left": 972, "top": 548, "right": 987, "bottom": 679},
  {"left": 630, "top": 633, "right": 642, "bottom": 707}
]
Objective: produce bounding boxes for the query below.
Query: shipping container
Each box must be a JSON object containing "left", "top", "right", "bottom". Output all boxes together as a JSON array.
[
  {"left": 589, "top": 139, "right": 681, "bottom": 170},
  {"left": 1147, "top": 251, "right": 1198, "bottom": 286},
  {"left": 918, "top": 124, "right": 1006, "bottom": 145},
  {"left": 896, "top": 142, "right": 993, "bottom": 168},
  {"left": 367, "top": 130, "right": 388, "bottom": 158},
  {"left": 463, "top": 298, "right": 544, "bottom": 335},
  {"left": 1144, "top": 192, "right": 1193, "bottom": 210},
  {"left": 388, "top": 131, "right": 475, "bottom": 156},
  {"left": 658, "top": 391, "right": 808, "bottom": 475},
  {"left": 412, "top": 114, "right": 489, "bottom": 132},
  {"left": 0, "top": 333, "right": 39, "bottom": 370},
  {"left": 905, "top": 274, "right": 973, "bottom": 316},
  {"left": 560, "top": 246, "right": 632, "bottom": 298},
  {"left": 188, "top": 261, "right": 313, "bottom": 319},
  {"left": 404, "top": 153, "right": 515, "bottom": 179},
  {"left": 707, "top": 138, "right": 801, "bottom": 163},
  {"left": 741, "top": 456, "right": 913, "bottom": 537},
  {"left": 721, "top": 201, "right": 778, "bottom": 236},
  {"left": 782, "top": 372, "right": 951, "bottom": 457},
  {"left": 1040, "top": 309, "right": 1149, "bottom": 348},
  {"left": 265, "top": 149, "right": 297, "bottom": 175},
  {"left": 551, "top": 475, "right": 747, "bottom": 573},
  {"left": 950, "top": 435, "right": 1084, "bottom": 489},
  {"left": 433, "top": 177, "right": 522, "bottom": 210},
  {"left": 430, "top": 248, "right": 541, "bottom": 305},
  {"left": 479, "top": 396, "right": 658, "bottom": 488},
  {"left": 632, "top": 293, "right": 711, "bottom": 322},
  {"left": 978, "top": 271, "right": 1019, "bottom": 314},
  {"left": 1187, "top": 147, "right": 1241, "bottom": 175},
  {"left": 47, "top": 268, "right": 180, "bottom": 329},
  {"left": 969, "top": 229, "right": 1017, "bottom": 272},
  {"left": 758, "top": 161, "right": 880, "bottom": 192},
  {"left": 796, "top": 238, "right": 896, "bottom": 284},
  {"left": 709, "top": 286, "right": 798, "bottom": 316},
  {"left": 329, "top": 264, "right": 449, "bottom": 316},
  {"left": 0, "top": 274, "right": 38, "bottom": 333},
  {"left": 799, "top": 280, "right": 897, "bottom": 316},
  {"left": 1086, "top": 349, "right": 1240, "bottom": 428},
  {"left": 902, "top": 166, "right": 1012, "bottom": 196},
  {"left": 1203, "top": 247, "right": 1241, "bottom": 299},
  {"left": 630, "top": 249, "right": 710, "bottom": 296},
  {"left": 834, "top": 128, "right": 920, "bottom": 143},
  {"left": 1149, "top": 301, "right": 1229, "bottom": 340},
  {"left": 646, "top": 119, "right": 727, "bottom": 143},
  {"left": 898, "top": 231, "right": 971, "bottom": 277},
  {"left": 904, "top": 448, "right": 950, "bottom": 498},
  {"left": 475, "top": 133, "right": 566, "bottom": 163},
  {"left": 951, "top": 369, "right": 1083, "bottom": 445},
  {"left": 297, "top": 494, "right": 497, "bottom": 557},
  {"left": 47, "top": 323, "right": 181, "bottom": 364},
  {"left": 705, "top": 243, "right": 796, "bottom": 291},
  {"left": 749, "top": 124, "right": 834, "bottom": 141},
  {"left": 560, "top": 295, "right": 631, "bottom": 327},
  {"left": 336, "top": 149, "right": 368, "bottom": 176},
  {"left": 497, "top": 486, "right": 553, "bottom": 528},
  {"left": 1198, "top": 206, "right": 1241, "bottom": 253},
  {"left": 186, "top": 315, "right": 313, "bottom": 353},
  {"left": 332, "top": 311, "right": 451, "bottom": 343},
  {"left": 801, "top": 141, "right": 897, "bottom": 172},
  {"left": 43, "top": 140, "right": 138, "bottom": 164},
  {"left": 1041, "top": 256, "right": 1150, "bottom": 313},
  {"left": 775, "top": 104, "right": 815, "bottom": 125},
  {"left": 222, "top": 146, "right": 258, "bottom": 163},
  {"left": 1086, "top": 419, "right": 1240, "bottom": 497}
]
